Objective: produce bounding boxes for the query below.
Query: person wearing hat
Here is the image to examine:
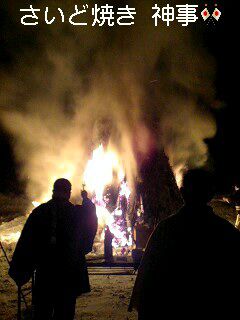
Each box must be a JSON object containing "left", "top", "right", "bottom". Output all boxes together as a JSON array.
[{"left": 9, "top": 178, "right": 90, "bottom": 320}]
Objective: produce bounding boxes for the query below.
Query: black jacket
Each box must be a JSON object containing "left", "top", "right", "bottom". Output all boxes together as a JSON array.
[
  {"left": 9, "top": 198, "right": 90, "bottom": 295},
  {"left": 75, "top": 198, "right": 98, "bottom": 254},
  {"left": 129, "top": 205, "right": 240, "bottom": 318}
]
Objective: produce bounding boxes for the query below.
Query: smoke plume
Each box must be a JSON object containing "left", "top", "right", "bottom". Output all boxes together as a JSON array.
[{"left": 0, "top": 0, "right": 216, "bottom": 201}]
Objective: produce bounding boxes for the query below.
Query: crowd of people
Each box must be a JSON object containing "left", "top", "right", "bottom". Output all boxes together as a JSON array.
[{"left": 9, "top": 169, "right": 240, "bottom": 319}]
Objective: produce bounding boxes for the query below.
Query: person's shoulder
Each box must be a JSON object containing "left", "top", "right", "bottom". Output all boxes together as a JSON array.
[
  {"left": 65, "top": 201, "right": 75, "bottom": 209},
  {"left": 89, "top": 199, "right": 96, "bottom": 209},
  {"left": 25, "top": 201, "right": 51, "bottom": 224},
  {"left": 211, "top": 212, "right": 240, "bottom": 235},
  {"left": 30, "top": 201, "right": 50, "bottom": 216},
  {"left": 152, "top": 211, "right": 182, "bottom": 240},
  {"left": 61, "top": 201, "right": 75, "bottom": 216},
  {"left": 154, "top": 207, "right": 191, "bottom": 238},
  {"left": 75, "top": 204, "right": 83, "bottom": 210},
  {"left": 86, "top": 198, "right": 95, "bottom": 205},
  {"left": 90, "top": 201, "right": 96, "bottom": 209},
  {"left": 159, "top": 208, "right": 184, "bottom": 228},
  {"left": 74, "top": 204, "right": 84, "bottom": 216}
]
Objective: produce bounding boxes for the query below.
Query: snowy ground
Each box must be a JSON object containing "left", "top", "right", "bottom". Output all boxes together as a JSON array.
[
  {"left": 0, "top": 202, "right": 138, "bottom": 319},
  {"left": 0, "top": 254, "right": 137, "bottom": 320},
  {"left": 0, "top": 198, "right": 237, "bottom": 319},
  {"left": 75, "top": 275, "right": 137, "bottom": 320}
]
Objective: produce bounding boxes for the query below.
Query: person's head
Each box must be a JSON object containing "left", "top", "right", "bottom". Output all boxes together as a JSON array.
[
  {"left": 52, "top": 178, "right": 71, "bottom": 200},
  {"left": 181, "top": 169, "right": 215, "bottom": 206},
  {"left": 81, "top": 190, "right": 88, "bottom": 200}
]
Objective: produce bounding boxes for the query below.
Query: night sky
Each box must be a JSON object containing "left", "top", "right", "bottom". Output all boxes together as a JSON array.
[
  {"left": 0, "top": 1, "right": 238, "bottom": 195},
  {"left": 204, "top": 0, "right": 239, "bottom": 191}
]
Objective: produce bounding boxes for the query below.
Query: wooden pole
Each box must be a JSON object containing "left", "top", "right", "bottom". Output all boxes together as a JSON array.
[{"left": 0, "top": 240, "right": 10, "bottom": 264}]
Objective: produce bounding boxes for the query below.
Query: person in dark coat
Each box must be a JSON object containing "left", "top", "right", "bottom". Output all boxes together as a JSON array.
[
  {"left": 129, "top": 169, "right": 240, "bottom": 319},
  {"left": 9, "top": 178, "right": 90, "bottom": 320},
  {"left": 75, "top": 190, "right": 98, "bottom": 254},
  {"left": 104, "top": 225, "right": 114, "bottom": 262}
]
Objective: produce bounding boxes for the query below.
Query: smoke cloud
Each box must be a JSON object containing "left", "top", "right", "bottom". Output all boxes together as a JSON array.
[{"left": 0, "top": 0, "right": 216, "bottom": 201}]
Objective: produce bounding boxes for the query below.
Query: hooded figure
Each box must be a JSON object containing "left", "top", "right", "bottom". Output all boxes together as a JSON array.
[
  {"left": 129, "top": 169, "right": 240, "bottom": 319},
  {"left": 9, "top": 178, "right": 90, "bottom": 320}
]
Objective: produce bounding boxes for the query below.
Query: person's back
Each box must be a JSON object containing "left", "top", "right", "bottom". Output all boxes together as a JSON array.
[
  {"left": 129, "top": 169, "right": 240, "bottom": 319},
  {"left": 31, "top": 198, "right": 81, "bottom": 287},
  {"left": 75, "top": 190, "right": 98, "bottom": 254},
  {"left": 104, "top": 225, "right": 114, "bottom": 261},
  {"left": 9, "top": 179, "right": 90, "bottom": 320}
]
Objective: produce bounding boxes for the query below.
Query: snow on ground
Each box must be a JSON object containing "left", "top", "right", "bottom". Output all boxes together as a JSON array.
[
  {"left": 0, "top": 209, "right": 138, "bottom": 319},
  {"left": 75, "top": 275, "right": 137, "bottom": 320},
  {"left": 0, "top": 198, "right": 237, "bottom": 319},
  {"left": 0, "top": 216, "right": 26, "bottom": 244},
  {"left": 0, "top": 255, "right": 137, "bottom": 320}
]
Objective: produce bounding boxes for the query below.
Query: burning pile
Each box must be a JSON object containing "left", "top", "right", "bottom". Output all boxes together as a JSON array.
[
  {"left": 0, "top": 143, "right": 183, "bottom": 256},
  {"left": 0, "top": 144, "right": 138, "bottom": 255},
  {"left": 83, "top": 144, "right": 134, "bottom": 254}
]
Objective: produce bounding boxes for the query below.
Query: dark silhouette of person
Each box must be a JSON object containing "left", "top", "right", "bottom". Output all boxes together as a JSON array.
[
  {"left": 104, "top": 225, "right": 114, "bottom": 262},
  {"left": 9, "top": 178, "right": 90, "bottom": 320},
  {"left": 129, "top": 169, "right": 240, "bottom": 319},
  {"left": 75, "top": 190, "right": 98, "bottom": 254}
]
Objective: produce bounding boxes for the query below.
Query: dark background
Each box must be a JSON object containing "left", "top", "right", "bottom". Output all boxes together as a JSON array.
[
  {"left": 0, "top": 1, "right": 238, "bottom": 195},
  {"left": 204, "top": 0, "right": 239, "bottom": 191}
]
